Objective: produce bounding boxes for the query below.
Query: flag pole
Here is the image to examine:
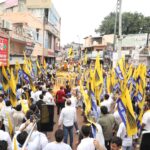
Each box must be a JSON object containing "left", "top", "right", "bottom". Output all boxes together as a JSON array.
[{"left": 21, "top": 122, "right": 36, "bottom": 150}]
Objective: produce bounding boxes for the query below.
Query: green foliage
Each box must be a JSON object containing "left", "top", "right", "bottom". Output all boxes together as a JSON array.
[{"left": 95, "top": 12, "right": 150, "bottom": 35}]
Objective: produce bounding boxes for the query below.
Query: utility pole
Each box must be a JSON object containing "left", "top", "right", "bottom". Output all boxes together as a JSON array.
[
  {"left": 114, "top": 0, "right": 122, "bottom": 60},
  {"left": 146, "top": 27, "right": 150, "bottom": 49},
  {"left": 118, "top": 0, "right": 122, "bottom": 59}
]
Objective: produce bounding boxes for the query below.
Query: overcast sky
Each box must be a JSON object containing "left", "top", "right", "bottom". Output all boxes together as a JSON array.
[{"left": 52, "top": 0, "right": 150, "bottom": 46}]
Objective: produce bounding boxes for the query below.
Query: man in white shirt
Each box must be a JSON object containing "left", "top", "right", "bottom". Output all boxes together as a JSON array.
[
  {"left": 0, "top": 115, "right": 12, "bottom": 150},
  {"left": 13, "top": 123, "right": 48, "bottom": 150},
  {"left": 43, "top": 129, "right": 72, "bottom": 150},
  {"left": 28, "top": 130, "right": 48, "bottom": 150},
  {"left": 43, "top": 89, "right": 56, "bottom": 105},
  {"left": 117, "top": 122, "right": 133, "bottom": 150},
  {"left": 66, "top": 92, "right": 79, "bottom": 134},
  {"left": 16, "top": 84, "right": 24, "bottom": 100},
  {"left": 70, "top": 89, "right": 77, "bottom": 108},
  {"left": 113, "top": 109, "right": 122, "bottom": 125},
  {"left": 142, "top": 103, "right": 150, "bottom": 131},
  {"left": 13, "top": 104, "right": 25, "bottom": 132},
  {"left": 101, "top": 94, "right": 114, "bottom": 113},
  {"left": 58, "top": 100, "right": 77, "bottom": 148},
  {"left": 34, "top": 86, "right": 42, "bottom": 102},
  {"left": 1, "top": 101, "right": 14, "bottom": 132},
  {"left": 77, "top": 125, "right": 104, "bottom": 150}
]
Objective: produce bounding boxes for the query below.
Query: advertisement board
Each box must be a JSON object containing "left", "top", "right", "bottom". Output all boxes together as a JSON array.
[
  {"left": 0, "top": 37, "right": 8, "bottom": 66},
  {"left": 26, "top": 0, "right": 51, "bottom": 8},
  {"left": 5, "top": 0, "right": 18, "bottom": 8}
]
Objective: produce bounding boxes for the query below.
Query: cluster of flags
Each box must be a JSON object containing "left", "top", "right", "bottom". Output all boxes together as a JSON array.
[
  {"left": 80, "top": 54, "right": 148, "bottom": 137},
  {"left": 106, "top": 58, "right": 147, "bottom": 136},
  {"left": 1, "top": 54, "right": 48, "bottom": 107},
  {"left": 0, "top": 54, "right": 49, "bottom": 142},
  {"left": 80, "top": 53, "right": 103, "bottom": 119},
  {"left": 68, "top": 47, "right": 88, "bottom": 66}
]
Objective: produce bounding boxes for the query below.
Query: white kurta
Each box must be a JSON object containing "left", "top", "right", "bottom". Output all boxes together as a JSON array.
[
  {"left": 43, "top": 141, "right": 72, "bottom": 150},
  {"left": 0, "top": 130, "right": 12, "bottom": 150},
  {"left": 77, "top": 137, "right": 95, "bottom": 150}
]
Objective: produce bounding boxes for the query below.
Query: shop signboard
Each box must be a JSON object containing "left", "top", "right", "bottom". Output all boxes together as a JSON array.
[{"left": 0, "top": 37, "right": 8, "bottom": 66}]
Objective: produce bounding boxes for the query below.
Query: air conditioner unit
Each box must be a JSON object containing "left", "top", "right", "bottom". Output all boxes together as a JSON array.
[{"left": 2, "top": 20, "right": 12, "bottom": 31}]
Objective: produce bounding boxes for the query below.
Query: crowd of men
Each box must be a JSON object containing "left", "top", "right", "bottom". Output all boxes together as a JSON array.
[{"left": 0, "top": 64, "right": 150, "bottom": 150}]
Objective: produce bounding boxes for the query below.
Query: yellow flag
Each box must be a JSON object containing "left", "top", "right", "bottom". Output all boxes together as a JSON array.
[
  {"left": 43, "top": 58, "right": 47, "bottom": 69},
  {"left": 106, "top": 74, "right": 111, "bottom": 94},
  {"left": 80, "top": 79, "right": 91, "bottom": 116},
  {"left": 14, "top": 136, "right": 18, "bottom": 150},
  {"left": 23, "top": 64, "right": 36, "bottom": 92},
  {"left": 2, "top": 65, "right": 9, "bottom": 91},
  {"left": 89, "top": 69, "right": 95, "bottom": 92},
  {"left": 125, "top": 89, "right": 137, "bottom": 136},
  {"left": 14, "top": 61, "right": 21, "bottom": 84},
  {"left": 83, "top": 53, "right": 88, "bottom": 65},
  {"left": 36, "top": 59, "right": 41, "bottom": 75},
  {"left": 120, "top": 88, "right": 137, "bottom": 136},
  {"left": 28, "top": 58, "right": 33, "bottom": 72},
  {"left": 68, "top": 47, "right": 74, "bottom": 58},
  {"left": 6, "top": 112, "right": 13, "bottom": 136},
  {"left": 20, "top": 99, "right": 29, "bottom": 114},
  {"left": 94, "top": 54, "right": 103, "bottom": 87},
  {"left": 9, "top": 68, "right": 17, "bottom": 106},
  {"left": 95, "top": 85, "right": 102, "bottom": 106}
]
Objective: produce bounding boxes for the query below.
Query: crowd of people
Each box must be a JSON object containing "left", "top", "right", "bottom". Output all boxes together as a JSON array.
[{"left": 0, "top": 63, "right": 150, "bottom": 150}]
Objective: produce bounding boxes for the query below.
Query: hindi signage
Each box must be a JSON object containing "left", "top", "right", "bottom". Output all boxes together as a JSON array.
[{"left": 0, "top": 37, "right": 8, "bottom": 66}]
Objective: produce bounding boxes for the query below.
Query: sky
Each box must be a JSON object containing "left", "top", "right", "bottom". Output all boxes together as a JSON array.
[{"left": 52, "top": 0, "right": 150, "bottom": 46}]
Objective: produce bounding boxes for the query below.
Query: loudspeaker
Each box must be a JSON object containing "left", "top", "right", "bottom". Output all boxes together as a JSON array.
[
  {"left": 140, "top": 131, "right": 150, "bottom": 150},
  {"left": 38, "top": 104, "right": 54, "bottom": 132}
]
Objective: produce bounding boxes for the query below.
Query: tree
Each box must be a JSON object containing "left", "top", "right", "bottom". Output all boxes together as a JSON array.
[{"left": 95, "top": 12, "right": 150, "bottom": 35}]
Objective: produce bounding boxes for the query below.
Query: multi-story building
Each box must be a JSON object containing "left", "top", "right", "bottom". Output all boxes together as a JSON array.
[
  {"left": 113, "top": 33, "right": 150, "bottom": 67},
  {"left": 83, "top": 34, "right": 114, "bottom": 69},
  {"left": 0, "top": 0, "right": 61, "bottom": 67}
]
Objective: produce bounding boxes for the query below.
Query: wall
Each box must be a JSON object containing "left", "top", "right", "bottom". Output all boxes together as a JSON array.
[
  {"left": 84, "top": 36, "right": 92, "bottom": 47},
  {"left": 121, "top": 33, "right": 148, "bottom": 48}
]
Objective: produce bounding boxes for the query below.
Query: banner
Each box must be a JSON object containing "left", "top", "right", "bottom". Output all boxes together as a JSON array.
[
  {"left": 0, "top": 37, "right": 8, "bottom": 66},
  {"left": 26, "top": 0, "right": 51, "bottom": 8}
]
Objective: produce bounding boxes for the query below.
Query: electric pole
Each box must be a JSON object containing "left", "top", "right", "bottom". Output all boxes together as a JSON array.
[{"left": 114, "top": 0, "right": 122, "bottom": 60}]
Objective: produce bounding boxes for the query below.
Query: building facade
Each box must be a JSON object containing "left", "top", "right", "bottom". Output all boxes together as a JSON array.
[
  {"left": 0, "top": 0, "right": 61, "bottom": 66},
  {"left": 82, "top": 34, "right": 114, "bottom": 69}
]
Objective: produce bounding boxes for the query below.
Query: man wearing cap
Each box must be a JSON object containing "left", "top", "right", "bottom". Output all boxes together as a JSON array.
[{"left": 58, "top": 100, "right": 77, "bottom": 148}]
